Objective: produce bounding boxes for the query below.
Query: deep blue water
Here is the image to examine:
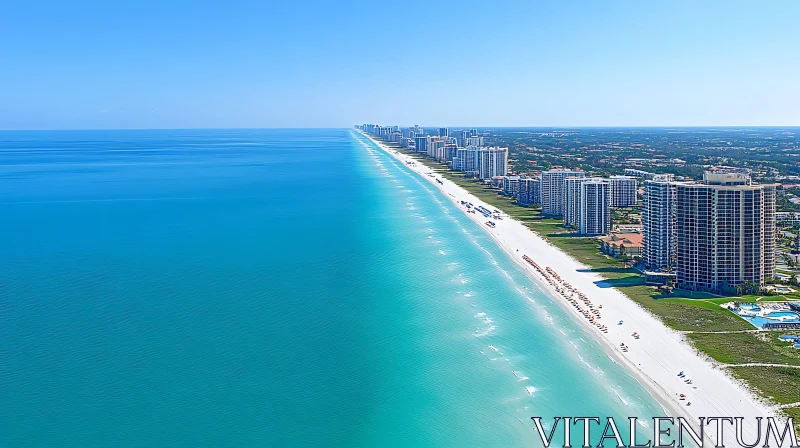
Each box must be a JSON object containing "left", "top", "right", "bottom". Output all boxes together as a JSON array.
[{"left": 0, "top": 129, "right": 663, "bottom": 447}]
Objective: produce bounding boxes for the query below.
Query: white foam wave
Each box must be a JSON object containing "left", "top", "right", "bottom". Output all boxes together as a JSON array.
[{"left": 474, "top": 325, "right": 496, "bottom": 337}]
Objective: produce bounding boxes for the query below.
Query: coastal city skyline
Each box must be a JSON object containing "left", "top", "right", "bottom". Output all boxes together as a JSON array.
[{"left": 359, "top": 124, "right": 782, "bottom": 294}]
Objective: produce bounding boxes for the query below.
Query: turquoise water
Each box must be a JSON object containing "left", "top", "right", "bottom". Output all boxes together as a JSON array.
[{"left": 0, "top": 129, "right": 663, "bottom": 447}]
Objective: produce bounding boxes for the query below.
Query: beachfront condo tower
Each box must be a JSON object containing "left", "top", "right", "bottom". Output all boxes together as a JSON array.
[
  {"left": 642, "top": 178, "right": 678, "bottom": 270},
  {"left": 675, "top": 172, "right": 776, "bottom": 293},
  {"left": 518, "top": 177, "right": 541, "bottom": 206},
  {"left": 609, "top": 175, "right": 638, "bottom": 207},
  {"left": 452, "top": 147, "right": 478, "bottom": 175},
  {"left": 541, "top": 169, "right": 585, "bottom": 217},
  {"left": 578, "top": 179, "right": 612, "bottom": 236},
  {"left": 564, "top": 177, "right": 588, "bottom": 228},
  {"left": 464, "top": 136, "right": 485, "bottom": 147},
  {"left": 476, "top": 147, "right": 508, "bottom": 180}
]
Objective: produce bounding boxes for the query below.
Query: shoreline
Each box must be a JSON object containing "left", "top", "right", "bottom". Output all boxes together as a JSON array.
[{"left": 357, "top": 130, "right": 781, "bottom": 446}]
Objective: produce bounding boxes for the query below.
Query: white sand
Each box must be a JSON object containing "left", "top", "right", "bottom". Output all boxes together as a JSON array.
[{"left": 360, "top": 131, "right": 791, "bottom": 447}]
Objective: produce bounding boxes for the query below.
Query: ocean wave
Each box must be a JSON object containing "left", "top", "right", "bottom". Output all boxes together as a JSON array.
[{"left": 474, "top": 325, "right": 496, "bottom": 337}]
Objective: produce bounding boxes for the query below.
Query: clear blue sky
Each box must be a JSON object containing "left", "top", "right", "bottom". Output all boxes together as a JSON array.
[{"left": 2, "top": 0, "right": 799, "bottom": 129}]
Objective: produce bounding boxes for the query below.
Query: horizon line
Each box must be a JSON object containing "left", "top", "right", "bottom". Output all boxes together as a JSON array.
[{"left": 2, "top": 125, "right": 800, "bottom": 132}]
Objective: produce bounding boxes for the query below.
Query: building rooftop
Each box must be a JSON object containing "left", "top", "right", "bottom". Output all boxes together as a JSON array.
[
  {"left": 703, "top": 171, "right": 751, "bottom": 186},
  {"left": 598, "top": 233, "right": 644, "bottom": 248}
]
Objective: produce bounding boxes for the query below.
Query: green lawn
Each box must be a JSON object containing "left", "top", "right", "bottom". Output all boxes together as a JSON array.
[
  {"left": 783, "top": 407, "right": 800, "bottom": 433},
  {"left": 729, "top": 366, "right": 800, "bottom": 405},
  {"left": 687, "top": 332, "right": 800, "bottom": 365}
]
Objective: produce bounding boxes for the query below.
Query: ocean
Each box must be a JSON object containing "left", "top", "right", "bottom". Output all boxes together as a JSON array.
[{"left": 0, "top": 129, "right": 664, "bottom": 447}]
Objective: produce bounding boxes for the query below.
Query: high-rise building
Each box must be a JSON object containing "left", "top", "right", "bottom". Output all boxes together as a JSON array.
[
  {"left": 402, "top": 127, "right": 417, "bottom": 139},
  {"left": 642, "top": 179, "right": 678, "bottom": 270},
  {"left": 609, "top": 176, "right": 638, "bottom": 207},
  {"left": 624, "top": 169, "right": 658, "bottom": 180},
  {"left": 518, "top": 177, "right": 541, "bottom": 206},
  {"left": 675, "top": 172, "right": 776, "bottom": 293},
  {"left": 443, "top": 143, "right": 458, "bottom": 163},
  {"left": 564, "top": 177, "right": 588, "bottom": 227},
  {"left": 452, "top": 146, "right": 478, "bottom": 174},
  {"left": 465, "top": 136, "right": 485, "bottom": 147},
  {"left": 414, "top": 136, "right": 429, "bottom": 154},
  {"left": 477, "top": 149, "right": 491, "bottom": 179},
  {"left": 438, "top": 127, "right": 449, "bottom": 138},
  {"left": 541, "top": 169, "right": 584, "bottom": 217},
  {"left": 476, "top": 147, "right": 508, "bottom": 180},
  {"left": 502, "top": 176, "right": 521, "bottom": 198},
  {"left": 470, "top": 129, "right": 479, "bottom": 137},
  {"left": 458, "top": 130, "right": 470, "bottom": 147},
  {"left": 427, "top": 137, "right": 448, "bottom": 161},
  {"left": 578, "top": 179, "right": 612, "bottom": 236}
]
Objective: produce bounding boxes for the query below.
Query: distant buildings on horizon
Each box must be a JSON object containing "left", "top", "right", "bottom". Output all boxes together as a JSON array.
[{"left": 359, "top": 124, "right": 506, "bottom": 181}]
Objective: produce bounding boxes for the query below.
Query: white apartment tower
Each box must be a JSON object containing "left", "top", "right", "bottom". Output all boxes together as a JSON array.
[
  {"left": 609, "top": 176, "right": 638, "bottom": 207},
  {"left": 541, "top": 169, "right": 584, "bottom": 217},
  {"left": 642, "top": 179, "right": 678, "bottom": 270},
  {"left": 518, "top": 177, "right": 541, "bottom": 206},
  {"left": 564, "top": 177, "right": 588, "bottom": 227},
  {"left": 578, "top": 179, "right": 612, "bottom": 236},
  {"left": 675, "top": 172, "right": 776, "bottom": 293},
  {"left": 465, "top": 136, "right": 485, "bottom": 147},
  {"left": 476, "top": 147, "right": 508, "bottom": 180},
  {"left": 452, "top": 147, "right": 478, "bottom": 174}
]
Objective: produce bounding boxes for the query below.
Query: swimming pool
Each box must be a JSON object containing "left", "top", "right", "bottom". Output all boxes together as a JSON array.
[{"left": 732, "top": 304, "right": 800, "bottom": 328}]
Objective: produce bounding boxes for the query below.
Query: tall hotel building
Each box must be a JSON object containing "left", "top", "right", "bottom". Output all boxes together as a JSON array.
[
  {"left": 578, "top": 179, "right": 611, "bottom": 236},
  {"left": 413, "top": 136, "right": 429, "bottom": 154},
  {"left": 465, "top": 136, "right": 485, "bottom": 147},
  {"left": 476, "top": 147, "right": 508, "bottom": 180},
  {"left": 564, "top": 177, "right": 587, "bottom": 227},
  {"left": 518, "top": 177, "right": 541, "bottom": 206},
  {"left": 609, "top": 175, "right": 638, "bottom": 207},
  {"left": 541, "top": 169, "right": 584, "bottom": 217},
  {"left": 452, "top": 147, "right": 478, "bottom": 174},
  {"left": 458, "top": 130, "right": 470, "bottom": 147},
  {"left": 675, "top": 172, "right": 776, "bottom": 293},
  {"left": 642, "top": 177, "right": 678, "bottom": 270}
]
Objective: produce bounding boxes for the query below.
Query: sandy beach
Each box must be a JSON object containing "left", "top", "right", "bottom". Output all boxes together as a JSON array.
[{"left": 359, "top": 131, "right": 788, "bottom": 446}]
